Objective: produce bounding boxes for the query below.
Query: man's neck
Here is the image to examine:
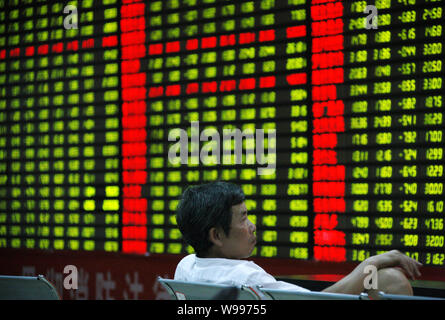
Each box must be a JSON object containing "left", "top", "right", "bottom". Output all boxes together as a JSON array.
[{"left": 199, "top": 248, "right": 226, "bottom": 259}]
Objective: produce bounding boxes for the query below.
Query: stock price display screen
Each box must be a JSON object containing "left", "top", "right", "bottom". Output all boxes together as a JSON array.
[{"left": 0, "top": 0, "right": 444, "bottom": 267}]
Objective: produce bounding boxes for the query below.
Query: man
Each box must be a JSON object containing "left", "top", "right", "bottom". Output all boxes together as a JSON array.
[{"left": 174, "top": 181, "right": 422, "bottom": 296}]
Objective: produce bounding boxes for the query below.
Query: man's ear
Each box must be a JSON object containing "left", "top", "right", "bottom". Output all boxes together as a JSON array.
[{"left": 208, "top": 227, "right": 224, "bottom": 247}]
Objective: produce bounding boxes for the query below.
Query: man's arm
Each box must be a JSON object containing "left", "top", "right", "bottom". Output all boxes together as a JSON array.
[{"left": 322, "top": 250, "right": 422, "bottom": 295}]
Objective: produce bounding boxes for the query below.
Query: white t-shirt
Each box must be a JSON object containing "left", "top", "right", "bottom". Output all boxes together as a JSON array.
[{"left": 174, "top": 254, "right": 310, "bottom": 292}]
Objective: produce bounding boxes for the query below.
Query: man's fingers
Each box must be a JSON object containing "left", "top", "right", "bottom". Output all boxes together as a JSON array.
[
  {"left": 401, "top": 261, "right": 415, "bottom": 280},
  {"left": 409, "top": 257, "right": 422, "bottom": 277},
  {"left": 413, "top": 262, "right": 422, "bottom": 277},
  {"left": 407, "top": 260, "right": 422, "bottom": 279},
  {"left": 408, "top": 267, "right": 415, "bottom": 280},
  {"left": 383, "top": 251, "right": 422, "bottom": 280}
]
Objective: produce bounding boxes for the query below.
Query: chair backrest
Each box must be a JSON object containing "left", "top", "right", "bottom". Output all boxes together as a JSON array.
[
  {"left": 157, "top": 277, "right": 262, "bottom": 300},
  {"left": 0, "top": 275, "right": 60, "bottom": 300},
  {"left": 260, "top": 288, "right": 361, "bottom": 300}
]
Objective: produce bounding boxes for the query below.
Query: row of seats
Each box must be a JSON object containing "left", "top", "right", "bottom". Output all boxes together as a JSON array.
[
  {"left": 157, "top": 277, "right": 444, "bottom": 300},
  {"left": 0, "top": 275, "right": 442, "bottom": 300}
]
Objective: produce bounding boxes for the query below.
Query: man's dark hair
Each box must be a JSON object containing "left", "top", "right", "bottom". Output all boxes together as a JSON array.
[{"left": 176, "top": 181, "right": 246, "bottom": 257}]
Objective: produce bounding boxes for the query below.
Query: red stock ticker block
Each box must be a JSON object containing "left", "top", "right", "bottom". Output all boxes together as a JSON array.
[
  {"left": 166, "top": 84, "right": 181, "bottom": 96},
  {"left": 239, "top": 32, "right": 255, "bottom": 44},
  {"left": 313, "top": 100, "right": 344, "bottom": 118},
  {"left": 219, "top": 80, "right": 237, "bottom": 92},
  {"left": 123, "top": 129, "right": 147, "bottom": 142},
  {"left": 123, "top": 211, "right": 146, "bottom": 225},
  {"left": 312, "top": 18, "right": 344, "bottom": 37},
  {"left": 313, "top": 116, "right": 345, "bottom": 133},
  {"left": 52, "top": 42, "right": 64, "bottom": 53},
  {"left": 121, "top": 17, "right": 145, "bottom": 32},
  {"left": 121, "top": 3, "right": 145, "bottom": 18},
  {"left": 102, "top": 35, "right": 118, "bottom": 47},
  {"left": 312, "top": 35, "right": 344, "bottom": 53},
  {"left": 314, "top": 198, "right": 345, "bottom": 214},
  {"left": 123, "top": 185, "right": 142, "bottom": 198},
  {"left": 313, "top": 182, "right": 345, "bottom": 197},
  {"left": 122, "top": 87, "right": 146, "bottom": 101},
  {"left": 38, "top": 44, "right": 48, "bottom": 55},
  {"left": 314, "top": 230, "right": 346, "bottom": 246},
  {"left": 186, "top": 39, "right": 199, "bottom": 50},
  {"left": 9, "top": 48, "right": 20, "bottom": 57},
  {"left": 123, "top": 198, "right": 147, "bottom": 212},
  {"left": 259, "top": 29, "right": 275, "bottom": 42},
  {"left": 122, "top": 145, "right": 147, "bottom": 164},
  {"left": 122, "top": 240, "right": 147, "bottom": 254},
  {"left": 311, "top": 2, "right": 344, "bottom": 21},
  {"left": 122, "top": 44, "right": 146, "bottom": 60},
  {"left": 25, "top": 46, "right": 34, "bottom": 56},
  {"left": 287, "top": 25, "right": 306, "bottom": 38},
  {"left": 121, "top": 31, "right": 145, "bottom": 46},
  {"left": 122, "top": 226, "right": 147, "bottom": 240},
  {"left": 0, "top": 49, "right": 6, "bottom": 59},
  {"left": 122, "top": 59, "right": 141, "bottom": 74},
  {"left": 165, "top": 41, "right": 180, "bottom": 53},
  {"left": 314, "top": 246, "right": 346, "bottom": 262},
  {"left": 314, "top": 213, "right": 339, "bottom": 229},
  {"left": 122, "top": 73, "right": 146, "bottom": 88},
  {"left": 201, "top": 36, "right": 217, "bottom": 49},
  {"left": 220, "top": 34, "right": 236, "bottom": 46},
  {"left": 123, "top": 170, "right": 147, "bottom": 184},
  {"left": 123, "top": 101, "right": 146, "bottom": 116},
  {"left": 123, "top": 157, "right": 147, "bottom": 170},
  {"left": 66, "top": 40, "right": 79, "bottom": 51},
  {"left": 312, "top": 52, "right": 344, "bottom": 69},
  {"left": 82, "top": 39, "right": 94, "bottom": 49},
  {"left": 202, "top": 81, "right": 217, "bottom": 93},
  {"left": 313, "top": 149, "right": 337, "bottom": 165},
  {"left": 186, "top": 83, "right": 199, "bottom": 94},
  {"left": 148, "top": 43, "right": 163, "bottom": 55},
  {"left": 312, "top": 85, "right": 337, "bottom": 101},
  {"left": 313, "top": 165, "right": 345, "bottom": 181},
  {"left": 259, "top": 76, "right": 276, "bottom": 88},
  {"left": 149, "top": 86, "right": 164, "bottom": 98},
  {"left": 239, "top": 78, "right": 256, "bottom": 90},
  {"left": 287, "top": 73, "right": 307, "bottom": 85},
  {"left": 312, "top": 67, "right": 344, "bottom": 85},
  {"left": 122, "top": 142, "right": 147, "bottom": 157},
  {"left": 311, "top": 0, "right": 340, "bottom": 4},
  {"left": 313, "top": 133, "right": 337, "bottom": 149}
]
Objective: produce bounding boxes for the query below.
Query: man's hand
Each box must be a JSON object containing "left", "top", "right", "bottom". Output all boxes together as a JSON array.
[
  {"left": 366, "top": 250, "right": 423, "bottom": 280},
  {"left": 323, "top": 250, "right": 422, "bottom": 295}
]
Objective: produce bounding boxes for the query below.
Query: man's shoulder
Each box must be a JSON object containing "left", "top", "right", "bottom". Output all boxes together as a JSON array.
[
  {"left": 196, "top": 257, "right": 270, "bottom": 281},
  {"left": 195, "top": 256, "right": 262, "bottom": 270},
  {"left": 175, "top": 254, "right": 195, "bottom": 281},
  {"left": 178, "top": 253, "right": 196, "bottom": 264},
  {"left": 174, "top": 254, "right": 268, "bottom": 284},
  {"left": 176, "top": 254, "right": 197, "bottom": 272}
]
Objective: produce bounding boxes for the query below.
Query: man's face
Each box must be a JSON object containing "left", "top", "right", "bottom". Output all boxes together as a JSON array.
[{"left": 218, "top": 202, "right": 257, "bottom": 259}]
